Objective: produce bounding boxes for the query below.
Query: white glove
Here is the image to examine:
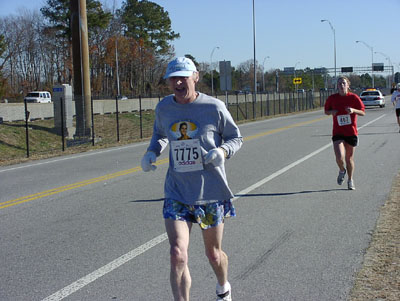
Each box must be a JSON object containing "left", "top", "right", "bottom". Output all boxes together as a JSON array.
[
  {"left": 141, "top": 151, "right": 157, "bottom": 172},
  {"left": 204, "top": 148, "right": 225, "bottom": 167}
]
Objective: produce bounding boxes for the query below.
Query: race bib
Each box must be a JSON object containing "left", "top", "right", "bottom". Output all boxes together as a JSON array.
[
  {"left": 171, "top": 139, "right": 204, "bottom": 172},
  {"left": 337, "top": 114, "right": 351, "bottom": 126}
]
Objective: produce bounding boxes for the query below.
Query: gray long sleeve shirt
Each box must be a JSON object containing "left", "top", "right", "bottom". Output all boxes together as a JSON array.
[{"left": 147, "top": 92, "right": 243, "bottom": 205}]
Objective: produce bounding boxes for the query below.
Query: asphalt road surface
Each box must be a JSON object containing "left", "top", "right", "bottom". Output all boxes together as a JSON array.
[{"left": 1, "top": 102, "right": 399, "bottom": 300}]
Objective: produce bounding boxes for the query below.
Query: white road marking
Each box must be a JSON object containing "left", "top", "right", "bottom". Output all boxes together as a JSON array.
[
  {"left": 41, "top": 233, "right": 168, "bottom": 301},
  {"left": 0, "top": 143, "right": 147, "bottom": 173},
  {"left": 232, "top": 114, "right": 386, "bottom": 199}
]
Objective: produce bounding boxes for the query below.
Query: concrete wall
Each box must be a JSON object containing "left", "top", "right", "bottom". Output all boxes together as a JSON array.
[
  {"left": 0, "top": 93, "right": 321, "bottom": 122},
  {"left": 0, "top": 97, "right": 161, "bottom": 122}
]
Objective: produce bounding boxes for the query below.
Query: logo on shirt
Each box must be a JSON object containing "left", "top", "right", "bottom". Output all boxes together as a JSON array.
[{"left": 171, "top": 121, "right": 198, "bottom": 140}]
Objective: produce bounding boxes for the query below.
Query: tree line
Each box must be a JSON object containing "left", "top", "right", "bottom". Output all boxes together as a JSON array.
[{"left": 0, "top": 0, "right": 396, "bottom": 102}]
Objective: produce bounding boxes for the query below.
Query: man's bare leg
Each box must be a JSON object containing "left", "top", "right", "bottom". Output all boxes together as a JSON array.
[
  {"left": 202, "top": 223, "right": 229, "bottom": 287},
  {"left": 165, "top": 219, "right": 192, "bottom": 301}
]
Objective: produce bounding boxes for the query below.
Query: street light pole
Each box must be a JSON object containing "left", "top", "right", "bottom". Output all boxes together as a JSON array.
[
  {"left": 252, "top": 0, "right": 257, "bottom": 103},
  {"left": 262, "top": 56, "right": 270, "bottom": 92},
  {"left": 321, "top": 19, "right": 336, "bottom": 80},
  {"left": 356, "top": 40, "right": 374, "bottom": 88},
  {"left": 210, "top": 46, "right": 219, "bottom": 96},
  {"left": 294, "top": 61, "right": 300, "bottom": 90},
  {"left": 375, "top": 51, "right": 393, "bottom": 88}
]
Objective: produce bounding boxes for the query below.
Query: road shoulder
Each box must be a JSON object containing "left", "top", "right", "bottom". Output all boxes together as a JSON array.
[{"left": 350, "top": 172, "right": 400, "bottom": 300}]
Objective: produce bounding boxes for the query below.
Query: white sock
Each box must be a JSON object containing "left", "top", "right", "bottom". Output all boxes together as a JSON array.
[{"left": 216, "top": 281, "right": 231, "bottom": 294}]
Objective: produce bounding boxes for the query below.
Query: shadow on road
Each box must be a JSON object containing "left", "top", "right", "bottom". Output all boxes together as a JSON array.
[
  {"left": 236, "top": 188, "right": 345, "bottom": 198},
  {"left": 130, "top": 197, "right": 165, "bottom": 203}
]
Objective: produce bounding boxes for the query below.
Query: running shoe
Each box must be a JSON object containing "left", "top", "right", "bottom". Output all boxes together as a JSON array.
[
  {"left": 348, "top": 180, "right": 355, "bottom": 190},
  {"left": 217, "top": 290, "right": 232, "bottom": 301},
  {"left": 337, "top": 169, "right": 346, "bottom": 185}
]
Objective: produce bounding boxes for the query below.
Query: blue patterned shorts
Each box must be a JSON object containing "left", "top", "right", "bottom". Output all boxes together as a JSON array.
[{"left": 163, "top": 199, "right": 236, "bottom": 230}]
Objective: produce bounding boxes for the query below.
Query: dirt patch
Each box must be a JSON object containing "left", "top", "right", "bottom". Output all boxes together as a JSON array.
[{"left": 349, "top": 173, "right": 400, "bottom": 300}]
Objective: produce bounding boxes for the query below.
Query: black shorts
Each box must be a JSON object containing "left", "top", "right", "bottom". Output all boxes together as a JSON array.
[
  {"left": 332, "top": 135, "right": 358, "bottom": 147},
  {"left": 396, "top": 108, "right": 400, "bottom": 117}
]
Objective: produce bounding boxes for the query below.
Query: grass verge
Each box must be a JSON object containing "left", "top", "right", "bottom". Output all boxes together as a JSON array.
[{"left": 349, "top": 173, "right": 400, "bottom": 301}]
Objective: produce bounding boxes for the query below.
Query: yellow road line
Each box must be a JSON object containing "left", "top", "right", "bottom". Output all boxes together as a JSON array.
[
  {"left": 244, "top": 116, "right": 328, "bottom": 141},
  {"left": 1, "top": 116, "right": 328, "bottom": 210},
  {"left": 0, "top": 158, "right": 169, "bottom": 209}
]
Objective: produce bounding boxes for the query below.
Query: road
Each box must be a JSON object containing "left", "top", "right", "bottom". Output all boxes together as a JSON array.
[{"left": 1, "top": 102, "right": 399, "bottom": 300}]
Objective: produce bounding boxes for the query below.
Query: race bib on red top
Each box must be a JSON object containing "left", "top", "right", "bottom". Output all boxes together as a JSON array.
[
  {"left": 337, "top": 114, "right": 351, "bottom": 126},
  {"left": 171, "top": 139, "right": 204, "bottom": 172}
]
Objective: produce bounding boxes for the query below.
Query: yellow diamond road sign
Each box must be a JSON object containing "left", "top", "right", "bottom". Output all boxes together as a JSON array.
[{"left": 293, "top": 77, "right": 302, "bottom": 84}]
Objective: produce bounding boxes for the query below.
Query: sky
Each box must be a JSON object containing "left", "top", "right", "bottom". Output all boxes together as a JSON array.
[{"left": 1, "top": 0, "right": 400, "bottom": 74}]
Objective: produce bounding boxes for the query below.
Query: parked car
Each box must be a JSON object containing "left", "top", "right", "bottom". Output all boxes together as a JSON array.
[
  {"left": 359, "top": 89, "right": 385, "bottom": 108},
  {"left": 24, "top": 91, "right": 52, "bottom": 103},
  {"left": 117, "top": 95, "right": 128, "bottom": 100}
]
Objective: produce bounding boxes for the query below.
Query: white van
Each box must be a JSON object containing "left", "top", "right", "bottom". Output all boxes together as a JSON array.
[{"left": 24, "top": 91, "right": 52, "bottom": 103}]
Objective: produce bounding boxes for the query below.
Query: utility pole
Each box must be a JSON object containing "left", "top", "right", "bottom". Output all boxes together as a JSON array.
[{"left": 71, "top": 0, "right": 91, "bottom": 137}]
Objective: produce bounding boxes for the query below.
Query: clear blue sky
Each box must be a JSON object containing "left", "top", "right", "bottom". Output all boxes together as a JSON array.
[{"left": 1, "top": 0, "right": 400, "bottom": 73}]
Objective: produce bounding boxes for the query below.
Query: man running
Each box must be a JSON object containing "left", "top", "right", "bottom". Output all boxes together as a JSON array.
[{"left": 141, "top": 57, "right": 242, "bottom": 300}]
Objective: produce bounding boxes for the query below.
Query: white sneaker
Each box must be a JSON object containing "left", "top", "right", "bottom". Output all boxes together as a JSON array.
[
  {"left": 217, "top": 290, "right": 232, "bottom": 301},
  {"left": 216, "top": 282, "right": 232, "bottom": 301},
  {"left": 348, "top": 180, "right": 355, "bottom": 190}
]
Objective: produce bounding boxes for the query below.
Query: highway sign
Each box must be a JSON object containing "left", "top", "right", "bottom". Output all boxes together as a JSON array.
[
  {"left": 341, "top": 67, "right": 353, "bottom": 73},
  {"left": 219, "top": 60, "right": 232, "bottom": 91}
]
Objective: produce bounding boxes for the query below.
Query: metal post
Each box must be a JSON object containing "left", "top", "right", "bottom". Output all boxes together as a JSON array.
[
  {"left": 60, "top": 97, "right": 65, "bottom": 151},
  {"left": 375, "top": 51, "right": 393, "bottom": 87},
  {"left": 115, "top": 96, "right": 120, "bottom": 142},
  {"left": 262, "top": 56, "right": 270, "bottom": 92},
  {"left": 321, "top": 20, "right": 336, "bottom": 80},
  {"left": 210, "top": 46, "right": 219, "bottom": 96},
  {"left": 252, "top": 0, "right": 257, "bottom": 116},
  {"left": 139, "top": 95, "right": 143, "bottom": 139},
  {"left": 356, "top": 40, "right": 374, "bottom": 88},
  {"left": 245, "top": 93, "right": 248, "bottom": 119},
  {"left": 236, "top": 93, "right": 239, "bottom": 121},
  {"left": 294, "top": 61, "right": 300, "bottom": 91},
  {"left": 24, "top": 99, "right": 29, "bottom": 158},
  {"left": 115, "top": 38, "right": 120, "bottom": 97},
  {"left": 91, "top": 96, "right": 95, "bottom": 146}
]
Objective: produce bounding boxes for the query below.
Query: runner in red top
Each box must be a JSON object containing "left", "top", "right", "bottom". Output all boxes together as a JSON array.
[{"left": 324, "top": 76, "right": 365, "bottom": 190}]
